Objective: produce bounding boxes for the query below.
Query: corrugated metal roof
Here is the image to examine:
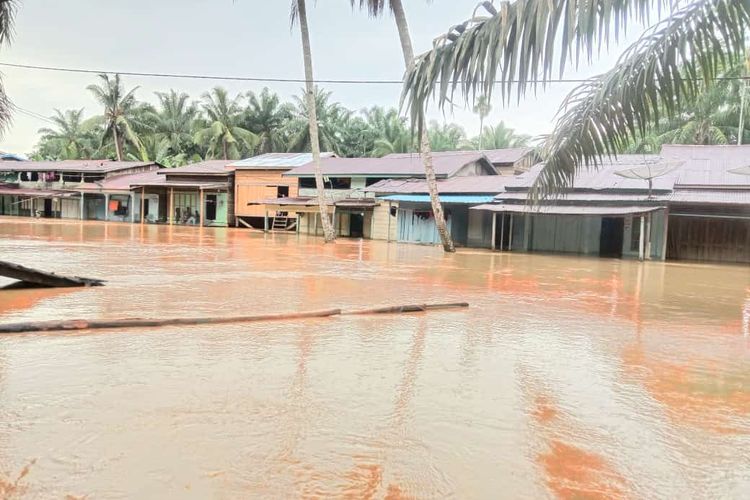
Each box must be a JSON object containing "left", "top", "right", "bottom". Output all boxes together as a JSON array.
[
  {"left": 0, "top": 160, "right": 158, "bottom": 173},
  {"left": 471, "top": 204, "right": 666, "bottom": 215},
  {"left": 367, "top": 175, "right": 511, "bottom": 195},
  {"left": 159, "top": 160, "right": 232, "bottom": 175},
  {"left": 661, "top": 145, "right": 750, "bottom": 187},
  {"left": 379, "top": 194, "right": 496, "bottom": 204},
  {"left": 229, "top": 152, "right": 335, "bottom": 170},
  {"left": 98, "top": 171, "right": 163, "bottom": 190},
  {"left": 496, "top": 192, "right": 670, "bottom": 202},
  {"left": 479, "top": 148, "right": 534, "bottom": 164},
  {"left": 286, "top": 152, "right": 494, "bottom": 178},
  {"left": 669, "top": 189, "right": 750, "bottom": 205}
]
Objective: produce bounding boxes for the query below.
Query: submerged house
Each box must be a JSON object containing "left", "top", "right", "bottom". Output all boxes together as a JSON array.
[
  {"left": 231, "top": 152, "right": 334, "bottom": 230},
  {"left": 0, "top": 160, "right": 160, "bottom": 220},
  {"left": 472, "top": 145, "right": 750, "bottom": 264},
  {"left": 276, "top": 151, "right": 499, "bottom": 240},
  {"left": 129, "top": 160, "right": 234, "bottom": 226}
]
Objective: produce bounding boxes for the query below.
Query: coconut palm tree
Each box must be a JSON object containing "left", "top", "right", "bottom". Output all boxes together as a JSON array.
[
  {"left": 472, "top": 122, "right": 531, "bottom": 150},
  {"left": 291, "top": 0, "right": 336, "bottom": 242},
  {"left": 473, "top": 95, "right": 492, "bottom": 150},
  {"left": 402, "top": 0, "right": 750, "bottom": 197},
  {"left": 37, "top": 109, "right": 93, "bottom": 159},
  {"left": 0, "top": 0, "right": 16, "bottom": 138},
  {"left": 194, "top": 87, "right": 257, "bottom": 160},
  {"left": 87, "top": 74, "right": 149, "bottom": 161},
  {"left": 244, "top": 88, "right": 295, "bottom": 154},
  {"left": 152, "top": 89, "right": 200, "bottom": 158},
  {"left": 351, "top": 0, "right": 454, "bottom": 251}
]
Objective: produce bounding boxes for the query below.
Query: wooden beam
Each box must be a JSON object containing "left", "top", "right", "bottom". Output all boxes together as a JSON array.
[
  {"left": 639, "top": 215, "right": 646, "bottom": 261},
  {"left": 661, "top": 208, "right": 669, "bottom": 261},
  {"left": 199, "top": 189, "right": 205, "bottom": 227},
  {"left": 500, "top": 214, "right": 505, "bottom": 251},
  {"left": 0, "top": 260, "right": 104, "bottom": 289},
  {"left": 169, "top": 187, "right": 174, "bottom": 225},
  {"left": 140, "top": 187, "right": 145, "bottom": 224}
]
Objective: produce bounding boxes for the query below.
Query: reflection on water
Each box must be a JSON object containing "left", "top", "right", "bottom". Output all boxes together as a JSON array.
[{"left": 0, "top": 217, "right": 749, "bottom": 498}]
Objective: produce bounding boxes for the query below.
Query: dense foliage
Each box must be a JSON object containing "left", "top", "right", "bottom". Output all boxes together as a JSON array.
[{"left": 31, "top": 74, "right": 530, "bottom": 165}]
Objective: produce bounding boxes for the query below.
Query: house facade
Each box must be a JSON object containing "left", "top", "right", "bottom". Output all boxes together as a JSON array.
[
  {"left": 471, "top": 145, "right": 750, "bottom": 264},
  {"left": 0, "top": 160, "right": 160, "bottom": 221}
]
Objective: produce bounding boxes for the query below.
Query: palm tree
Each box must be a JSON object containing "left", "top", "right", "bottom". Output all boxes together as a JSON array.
[
  {"left": 37, "top": 109, "right": 92, "bottom": 159},
  {"left": 0, "top": 1, "right": 16, "bottom": 138},
  {"left": 401, "top": 0, "right": 750, "bottom": 197},
  {"left": 152, "top": 89, "right": 199, "bottom": 158},
  {"left": 351, "top": 0, "right": 455, "bottom": 252},
  {"left": 291, "top": 0, "right": 336, "bottom": 242},
  {"left": 286, "top": 87, "right": 350, "bottom": 154},
  {"left": 428, "top": 121, "right": 467, "bottom": 152},
  {"left": 244, "top": 88, "right": 295, "bottom": 154},
  {"left": 87, "top": 73, "right": 148, "bottom": 161},
  {"left": 472, "top": 122, "right": 531, "bottom": 150},
  {"left": 473, "top": 95, "right": 492, "bottom": 150},
  {"left": 194, "top": 87, "right": 257, "bottom": 160},
  {"left": 364, "top": 106, "right": 414, "bottom": 157}
]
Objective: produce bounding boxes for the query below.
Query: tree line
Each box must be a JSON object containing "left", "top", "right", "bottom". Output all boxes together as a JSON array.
[{"left": 31, "top": 73, "right": 531, "bottom": 166}]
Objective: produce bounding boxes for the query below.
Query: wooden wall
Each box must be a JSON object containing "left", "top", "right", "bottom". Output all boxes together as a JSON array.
[
  {"left": 234, "top": 170, "right": 298, "bottom": 217},
  {"left": 667, "top": 215, "right": 750, "bottom": 264}
]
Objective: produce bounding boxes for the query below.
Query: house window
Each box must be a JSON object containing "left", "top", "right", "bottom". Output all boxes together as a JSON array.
[{"left": 299, "top": 177, "right": 352, "bottom": 189}]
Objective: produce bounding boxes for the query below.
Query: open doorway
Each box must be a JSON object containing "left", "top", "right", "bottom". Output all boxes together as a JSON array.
[
  {"left": 205, "top": 194, "right": 217, "bottom": 220},
  {"left": 43, "top": 198, "right": 53, "bottom": 218},
  {"left": 600, "top": 217, "right": 624, "bottom": 258},
  {"left": 349, "top": 213, "right": 364, "bottom": 238}
]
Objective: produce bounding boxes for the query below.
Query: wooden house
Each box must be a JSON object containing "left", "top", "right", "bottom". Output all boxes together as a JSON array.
[
  {"left": 230, "top": 152, "right": 334, "bottom": 230},
  {"left": 0, "top": 160, "right": 159, "bottom": 220}
]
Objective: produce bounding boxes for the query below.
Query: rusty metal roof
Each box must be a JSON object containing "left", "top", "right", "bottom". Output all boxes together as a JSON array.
[{"left": 285, "top": 151, "right": 495, "bottom": 178}]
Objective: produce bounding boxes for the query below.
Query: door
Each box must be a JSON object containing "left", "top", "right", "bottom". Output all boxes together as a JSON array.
[
  {"left": 600, "top": 217, "right": 624, "bottom": 258},
  {"left": 349, "top": 213, "right": 364, "bottom": 238},
  {"left": 43, "top": 198, "right": 53, "bottom": 218},
  {"left": 205, "top": 194, "right": 217, "bottom": 220}
]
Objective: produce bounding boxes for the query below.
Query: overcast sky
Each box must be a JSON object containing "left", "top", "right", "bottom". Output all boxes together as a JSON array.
[{"left": 0, "top": 0, "right": 650, "bottom": 155}]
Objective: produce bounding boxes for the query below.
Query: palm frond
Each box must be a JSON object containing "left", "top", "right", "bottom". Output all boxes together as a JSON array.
[
  {"left": 533, "top": 0, "right": 750, "bottom": 197},
  {"left": 402, "top": 0, "right": 663, "bottom": 129}
]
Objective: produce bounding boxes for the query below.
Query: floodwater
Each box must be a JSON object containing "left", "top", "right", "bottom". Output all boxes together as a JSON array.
[{"left": 0, "top": 217, "right": 749, "bottom": 499}]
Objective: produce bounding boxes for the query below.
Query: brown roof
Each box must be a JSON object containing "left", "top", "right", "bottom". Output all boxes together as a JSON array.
[
  {"left": 477, "top": 148, "right": 533, "bottom": 164},
  {"left": 159, "top": 160, "right": 233, "bottom": 175},
  {"left": 367, "top": 175, "right": 512, "bottom": 195},
  {"left": 285, "top": 151, "right": 494, "bottom": 178},
  {"left": 0, "top": 160, "right": 158, "bottom": 173}
]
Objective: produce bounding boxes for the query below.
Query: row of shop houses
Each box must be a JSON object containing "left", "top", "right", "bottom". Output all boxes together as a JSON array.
[{"left": 1, "top": 145, "right": 748, "bottom": 264}]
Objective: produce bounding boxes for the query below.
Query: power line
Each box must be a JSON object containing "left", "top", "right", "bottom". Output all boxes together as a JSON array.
[{"left": 0, "top": 61, "right": 602, "bottom": 84}]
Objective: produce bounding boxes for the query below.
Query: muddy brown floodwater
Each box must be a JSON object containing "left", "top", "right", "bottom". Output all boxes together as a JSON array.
[{"left": 0, "top": 217, "right": 749, "bottom": 499}]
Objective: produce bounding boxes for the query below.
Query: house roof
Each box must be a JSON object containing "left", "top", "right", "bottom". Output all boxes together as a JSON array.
[
  {"left": 472, "top": 203, "right": 666, "bottom": 215},
  {"left": 159, "top": 160, "right": 232, "bottom": 175},
  {"left": 367, "top": 175, "right": 512, "bottom": 195},
  {"left": 0, "top": 183, "right": 78, "bottom": 198},
  {"left": 380, "top": 194, "right": 496, "bottom": 204},
  {"left": 0, "top": 160, "right": 158, "bottom": 173},
  {"left": 477, "top": 148, "right": 533, "bottom": 165},
  {"left": 661, "top": 145, "right": 750, "bottom": 187},
  {"left": 229, "top": 152, "right": 335, "bottom": 170},
  {"left": 285, "top": 151, "right": 494, "bottom": 178}
]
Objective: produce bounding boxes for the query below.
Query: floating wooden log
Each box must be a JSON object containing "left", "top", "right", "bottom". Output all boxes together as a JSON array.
[
  {"left": 343, "top": 303, "right": 470, "bottom": 315},
  {"left": 0, "top": 302, "right": 469, "bottom": 334},
  {"left": 0, "top": 260, "right": 105, "bottom": 289}
]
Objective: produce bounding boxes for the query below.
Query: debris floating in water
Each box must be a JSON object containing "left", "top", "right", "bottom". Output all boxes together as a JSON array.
[
  {"left": 0, "top": 260, "right": 105, "bottom": 289},
  {"left": 0, "top": 302, "right": 469, "bottom": 334}
]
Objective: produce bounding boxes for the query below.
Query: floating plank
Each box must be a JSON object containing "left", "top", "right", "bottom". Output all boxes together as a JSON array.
[
  {"left": 0, "top": 302, "right": 469, "bottom": 334},
  {"left": 0, "top": 260, "right": 105, "bottom": 289}
]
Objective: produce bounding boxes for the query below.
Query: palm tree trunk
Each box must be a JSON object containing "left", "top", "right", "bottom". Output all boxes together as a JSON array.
[
  {"left": 296, "top": 0, "right": 335, "bottom": 242},
  {"left": 112, "top": 124, "right": 123, "bottom": 161},
  {"left": 390, "top": 0, "right": 454, "bottom": 252}
]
